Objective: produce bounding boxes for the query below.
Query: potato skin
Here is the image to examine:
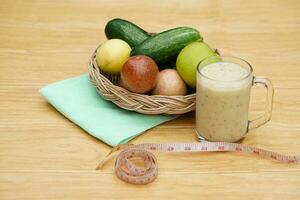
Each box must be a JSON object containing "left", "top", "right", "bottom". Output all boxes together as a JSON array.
[{"left": 151, "top": 69, "right": 187, "bottom": 96}]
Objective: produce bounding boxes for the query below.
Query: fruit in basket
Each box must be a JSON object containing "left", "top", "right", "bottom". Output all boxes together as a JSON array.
[
  {"left": 176, "top": 42, "right": 220, "bottom": 88},
  {"left": 96, "top": 39, "right": 131, "bottom": 75},
  {"left": 121, "top": 55, "right": 159, "bottom": 94},
  {"left": 105, "top": 18, "right": 151, "bottom": 47},
  {"left": 198, "top": 55, "right": 222, "bottom": 68},
  {"left": 131, "top": 27, "right": 202, "bottom": 65},
  {"left": 151, "top": 69, "right": 187, "bottom": 96}
]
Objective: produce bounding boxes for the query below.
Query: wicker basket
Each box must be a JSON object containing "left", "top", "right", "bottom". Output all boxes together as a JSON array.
[{"left": 88, "top": 48, "right": 196, "bottom": 115}]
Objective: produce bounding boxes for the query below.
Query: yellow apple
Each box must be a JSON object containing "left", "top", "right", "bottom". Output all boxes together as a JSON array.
[{"left": 96, "top": 39, "right": 131, "bottom": 75}]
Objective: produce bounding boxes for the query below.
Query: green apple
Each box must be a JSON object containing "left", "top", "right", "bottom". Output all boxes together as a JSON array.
[
  {"left": 96, "top": 39, "right": 131, "bottom": 75},
  {"left": 198, "top": 54, "right": 222, "bottom": 68},
  {"left": 176, "top": 42, "right": 220, "bottom": 88}
]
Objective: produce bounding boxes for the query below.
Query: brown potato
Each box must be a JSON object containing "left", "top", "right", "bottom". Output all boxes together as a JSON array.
[{"left": 151, "top": 69, "right": 187, "bottom": 96}]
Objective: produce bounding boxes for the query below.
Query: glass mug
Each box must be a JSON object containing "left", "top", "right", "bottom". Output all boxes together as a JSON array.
[{"left": 196, "top": 56, "right": 274, "bottom": 142}]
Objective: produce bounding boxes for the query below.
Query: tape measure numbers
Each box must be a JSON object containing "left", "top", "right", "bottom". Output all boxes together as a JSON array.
[{"left": 96, "top": 142, "right": 299, "bottom": 185}]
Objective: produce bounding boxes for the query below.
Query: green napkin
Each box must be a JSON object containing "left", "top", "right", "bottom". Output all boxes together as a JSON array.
[{"left": 39, "top": 74, "right": 176, "bottom": 146}]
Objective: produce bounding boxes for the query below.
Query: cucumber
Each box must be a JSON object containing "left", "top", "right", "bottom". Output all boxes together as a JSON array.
[
  {"left": 105, "top": 18, "right": 150, "bottom": 47},
  {"left": 131, "top": 27, "right": 202, "bottom": 64}
]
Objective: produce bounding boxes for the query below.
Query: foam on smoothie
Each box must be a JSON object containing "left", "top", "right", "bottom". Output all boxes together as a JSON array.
[{"left": 199, "top": 62, "right": 251, "bottom": 90}]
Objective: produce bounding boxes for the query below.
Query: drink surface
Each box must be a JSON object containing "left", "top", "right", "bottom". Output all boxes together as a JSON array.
[
  {"left": 196, "top": 62, "right": 252, "bottom": 142},
  {"left": 200, "top": 62, "right": 249, "bottom": 82}
]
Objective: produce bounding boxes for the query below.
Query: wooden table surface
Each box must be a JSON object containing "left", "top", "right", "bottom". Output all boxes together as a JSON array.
[{"left": 1, "top": 0, "right": 300, "bottom": 199}]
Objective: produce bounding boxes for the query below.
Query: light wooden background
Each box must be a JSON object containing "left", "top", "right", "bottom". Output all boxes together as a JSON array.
[{"left": 1, "top": 0, "right": 300, "bottom": 199}]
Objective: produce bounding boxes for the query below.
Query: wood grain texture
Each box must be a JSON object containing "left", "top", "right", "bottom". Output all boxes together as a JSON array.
[{"left": 0, "top": 0, "right": 300, "bottom": 199}]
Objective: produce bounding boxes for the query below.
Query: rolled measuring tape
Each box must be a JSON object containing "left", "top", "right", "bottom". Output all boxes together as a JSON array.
[{"left": 96, "top": 142, "right": 299, "bottom": 185}]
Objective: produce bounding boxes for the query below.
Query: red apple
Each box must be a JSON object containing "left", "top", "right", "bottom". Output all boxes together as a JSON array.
[{"left": 121, "top": 55, "right": 159, "bottom": 94}]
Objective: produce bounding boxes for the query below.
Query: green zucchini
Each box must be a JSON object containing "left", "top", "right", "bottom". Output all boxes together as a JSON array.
[
  {"left": 131, "top": 27, "right": 202, "bottom": 64},
  {"left": 105, "top": 18, "right": 150, "bottom": 47}
]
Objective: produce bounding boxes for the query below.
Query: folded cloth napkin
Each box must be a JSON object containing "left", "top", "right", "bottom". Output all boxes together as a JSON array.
[{"left": 39, "top": 74, "right": 176, "bottom": 146}]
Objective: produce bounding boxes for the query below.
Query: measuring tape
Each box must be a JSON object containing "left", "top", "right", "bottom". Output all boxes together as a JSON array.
[{"left": 96, "top": 141, "right": 299, "bottom": 185}]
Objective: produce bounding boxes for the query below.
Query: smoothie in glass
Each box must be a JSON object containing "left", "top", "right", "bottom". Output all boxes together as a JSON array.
[{"left": 196, "top": 61, "right": 253, "bottom": 142}]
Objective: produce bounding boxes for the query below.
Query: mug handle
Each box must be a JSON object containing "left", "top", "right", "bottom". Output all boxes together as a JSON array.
[{"left": 247, "top": 76, "right": 274, "bottom": 131}]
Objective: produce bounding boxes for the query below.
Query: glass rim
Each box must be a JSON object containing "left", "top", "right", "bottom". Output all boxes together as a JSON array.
[{"left": 197, "top": 55, "right": 253, "bottom": 82}]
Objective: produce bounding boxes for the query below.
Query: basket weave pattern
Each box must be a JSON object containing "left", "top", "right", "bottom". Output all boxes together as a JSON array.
[{"left": 88, "top": 49, "right": 196, "bottom": 115}]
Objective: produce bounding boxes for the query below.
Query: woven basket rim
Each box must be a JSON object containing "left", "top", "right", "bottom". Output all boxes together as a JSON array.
[{"left": 88, "top": 47, "right": 196, "bottom": 115}]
